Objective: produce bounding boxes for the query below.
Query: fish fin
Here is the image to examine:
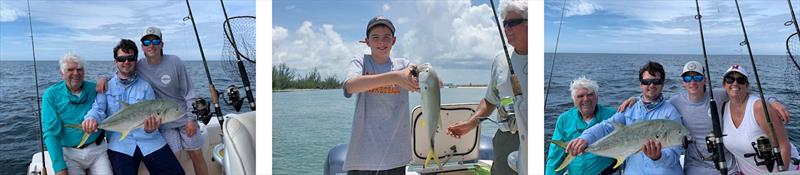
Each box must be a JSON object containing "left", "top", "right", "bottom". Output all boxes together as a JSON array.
[
  {"left": 420, "top": 119, "right": 425, "bottom": 128},
  {"left": 76, "top": 132, "right": 90, "bottom": 148},
  {"left": 63, "top": 124, "right": 82, "bottom": 129},
  {"left": 116, "top": 99, "right": 129, "bottom": 108},
  {"left": 613, "top": 157, "right": 625, "bottom": 169},
  {"left": 119, "top": 130, "right": 130, "bottom": 141},
  {"left": 422, "top": 150, "right": 443, "bottom": 169},
  {"left": 555, "top": 154, "right": 575, "bottom": 172},
  {"left": 552, "top": 140, "right": 567, "bottom": 148}
]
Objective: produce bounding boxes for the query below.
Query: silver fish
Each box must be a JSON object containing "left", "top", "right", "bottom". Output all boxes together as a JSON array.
[
  {"left": 418, "top": 63, "right": 443, "bottom": 168},
  {"left": 552, "top": 119, "right": 689, "bottom": 171},
  {"left": 73, "top": 99, "right": 184, "bottom": 146}
]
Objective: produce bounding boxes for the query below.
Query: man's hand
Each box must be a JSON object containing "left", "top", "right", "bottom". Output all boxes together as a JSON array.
[
  {"left": 642, "top": 139, "right": 663, "bottom": 160},
  {"left": 95, "top": 76, "right": 109, "bottom": 93},
  {"left": 617, "top": 96, "right": 637, "bottom": 112},
  {"left": 55, "top": 170, "right": 67, "bottom": 175},
  {"left": 565, "top": 138, "right": 588, "bottom": 156},
  {"left": 143, "top": 114, "right": 161, "bottom": 133},
  {"left": 395, "top": 65, "right": 419, "bottom": 92},
  {"left": 446, "top": 118, "right": 478, "bottom": 138},
  {"left": 186, "top": 120, "right": 197, "bottom": 137},
  {"left": 82, "top": 118, "right": 98, "bottom": 133}
]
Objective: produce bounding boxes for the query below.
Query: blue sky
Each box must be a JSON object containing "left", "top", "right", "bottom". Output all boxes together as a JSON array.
[
  {"left": 0, "top": 0, "right": 255, "bottom": 61},
  {"left": 272, "top": 0, "right": 519, "bottom": 84},
  {"left": 544, "top": 0, "right": 799, "bottom": 55}
]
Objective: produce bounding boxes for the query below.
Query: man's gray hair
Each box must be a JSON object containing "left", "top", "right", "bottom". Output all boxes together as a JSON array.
[
  {"left": 59, "top": 52, "right": 85, "bottom": 74},
  {"left": 500, "top": 0, "right": 528, "bottom": 19},
  {"left": 570, "top": 76, "right": 598, "bottom": 99}
]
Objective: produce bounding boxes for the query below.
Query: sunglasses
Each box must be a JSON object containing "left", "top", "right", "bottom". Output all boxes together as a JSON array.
[
  {"left": 115, "top": 55, "right": 137, "bottom": 62},
  {"left": 682, "top": 75, "right": 705, "bottom": 83},
  {"left": 724, "top": 76, "right": 748, "bottom": 85},
  {"left": 640, "top": 78, "right": 664, "bottom": 85},
  {"left": 142, "top": 39, "right": 161, "bottom": 46},
  {"left": 503, "top": 18, "right": 527, "bottom": 28}
]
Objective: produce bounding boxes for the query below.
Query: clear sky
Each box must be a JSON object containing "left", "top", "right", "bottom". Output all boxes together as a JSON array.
[
  {"left": 544, "top": 0, "right": 800, "bottom": 55},
  {"left": 272, "top": 0, "right": 518, "bottom": 84},
  {"left": 0, "top": 0, "right": 255, "bottom": 61}
]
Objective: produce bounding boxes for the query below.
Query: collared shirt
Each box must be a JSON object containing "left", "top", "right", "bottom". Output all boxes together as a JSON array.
[
  {"left": 546, "top": 105, "right": 616, "bottom": 175},
  {"left": 579, "top": 96, "right": 684, "bottom": 175},
  {"left": 84, "top": 73, "right": 165, "bottom": 157},
  {"left": 41, "top": 80, "right": 98, "bottom": 172}
]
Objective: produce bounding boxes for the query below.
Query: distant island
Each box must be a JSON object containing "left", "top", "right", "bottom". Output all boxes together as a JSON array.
[
  {"left": 273, "top": 63, "right": 341, "bottom": 91},
  {"left": 272, "top": 63, "right": 486, "bottom": 91}
]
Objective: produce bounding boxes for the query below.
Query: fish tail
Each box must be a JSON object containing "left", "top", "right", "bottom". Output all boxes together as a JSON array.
[
  {"left": 555, "top": 154, "right": 575, "bottom": 172},
  {"left": 118, "top": 130, "right": 130, "bottom": 141},
  {"left": 76, "top": 132, "right": 90, "bottom": 148}
]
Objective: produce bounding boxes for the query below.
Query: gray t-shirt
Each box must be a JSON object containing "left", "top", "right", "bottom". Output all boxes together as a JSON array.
[
  {"left": 136, "top": 55, "right": 197, "bottom": 128},
  {"left": 668, "top": 89, "right": 737, "bottom": 175},
  {"left": 342, "top": 54, "right": 412, "bottom": 171}
]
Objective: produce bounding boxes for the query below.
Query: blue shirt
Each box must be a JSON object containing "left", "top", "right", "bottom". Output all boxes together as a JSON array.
[
  {"left": 578, "top": 96, "right": 684, "bottom": 175},
  {"left": 546, "top": 105, "right": 616, "bottom": 175},
  {"left": 84, "top": 74, "right": 166, "bottom": 156}
]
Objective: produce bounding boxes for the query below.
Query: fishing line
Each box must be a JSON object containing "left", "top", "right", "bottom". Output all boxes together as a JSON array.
[
  {"left": 734, "top": 0, "right": 786, "bottom": 171},
  {"left": 544, "top": 0, "right": 567, "bottom": 108},
  {"left": 694, "top": 0, "right": 728, "bottom": 173},
  {"left": 25, "top": 0, "right": 46, "bottom": 174}
]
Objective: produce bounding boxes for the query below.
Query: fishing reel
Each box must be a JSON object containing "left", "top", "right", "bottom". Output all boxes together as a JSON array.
[
  {"left": 223, "top": 84, "right": 244, "bottom": 112},
  {"left": 745, "top": 136, "right": 776, "bottom": 172},
  {"left": 192, "top": 98, "right": 212, "bottom": 125},
  {"left": 497, "top": 96, "right": 517, "bottom": 134},
  {"left": 705, "top": 133, "right": 728, "bottom": 170}
]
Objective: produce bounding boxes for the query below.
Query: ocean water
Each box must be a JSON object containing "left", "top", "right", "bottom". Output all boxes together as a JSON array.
[
  {"left": 543, "top": 53, "right": 800, "bottom": 154},
  {"left": 272, "top": 88, "right": 501, "bottom": 174},
  {"left": 0, "top": 60, "right": 255, "bottom": 174}
]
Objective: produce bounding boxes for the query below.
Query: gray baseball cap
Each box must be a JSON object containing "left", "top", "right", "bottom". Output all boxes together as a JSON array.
[{"left": 366, "top": 15, "right": 395, "bottom": 36}]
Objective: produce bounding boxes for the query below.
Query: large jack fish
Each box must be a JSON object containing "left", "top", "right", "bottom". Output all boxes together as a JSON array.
[
  {"left": 71, "top": 99, "right": 185, "bottom": 147},
  {"left": 416, "top": 63, "right": 443, "bottom": 169},
  {"left": 552, "top": 119, "right": 689, "bottom": 171}
]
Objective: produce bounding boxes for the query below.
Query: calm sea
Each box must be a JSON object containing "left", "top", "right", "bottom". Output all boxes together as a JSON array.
[
  {"left": 272, "top": 88, "right": 501, "bottom": 174},
  {"left": 544, "top": 53, "right": 800, "bottom": 154},
  {"left": 0, "top": 60, "right": 255, "bottom": 174}
]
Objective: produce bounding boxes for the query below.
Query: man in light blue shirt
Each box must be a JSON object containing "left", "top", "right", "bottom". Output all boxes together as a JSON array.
[
  {"left": 81, "top": 39, "right": 184, "bottom": 175},
  {"left": 565, "top": 61, "right": 684, "bottom": 175}
]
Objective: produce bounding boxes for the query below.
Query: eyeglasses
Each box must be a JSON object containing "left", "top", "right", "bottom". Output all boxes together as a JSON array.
[
  {"left": 142, "top": 39, "right": 161, "bottom": 46},
  {"left": 682, "top": 75, "right": 705, "bottom": 83},
  {"left": 724, "top": 76, "right": 748, "bottom": 85},
  {"left": 640, "top": 78, "right": 664, "bottom": 85},
  {"left": 115, "top": 55, "right": 136, "bottom": 62},
  {"left": 503, "top": 18, "right": 527, "bottom": 28}
]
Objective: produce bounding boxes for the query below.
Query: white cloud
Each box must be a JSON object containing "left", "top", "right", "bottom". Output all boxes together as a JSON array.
[
  {"left": 0, "top": 2, "right": 22, "bottom": 22},
  {"left": 383, "top": 4, "right": 391, "bottom": 12},
  {"left": 272, "top": 21, "right": 364, "bottom": 77},
  {"left": 565, "top": 0, "right": 601, "bottom": 17}
]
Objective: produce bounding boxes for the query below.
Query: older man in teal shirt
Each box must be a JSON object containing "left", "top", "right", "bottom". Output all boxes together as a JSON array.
[
  {"left": 546, "top": 76, "right": 615, "bottom": 175},
  {"left": 41, "top": 53, "right": 112, "bottom": 175}
]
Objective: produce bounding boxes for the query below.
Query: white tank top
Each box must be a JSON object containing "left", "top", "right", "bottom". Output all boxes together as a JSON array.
[{"left": 723, "top": 95, "right": 799, "bottom": 174}]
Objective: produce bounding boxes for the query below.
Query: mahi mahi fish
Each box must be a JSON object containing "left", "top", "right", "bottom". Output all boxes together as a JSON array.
[
  {"left": 551, "top": 119, "right": 689, "bottom": 171},
  {"left": 417, "top": 63, "right": 443, "bottom": 169},
  {"left": 72, "top": 99, "right": 185, "bottom": 147}
]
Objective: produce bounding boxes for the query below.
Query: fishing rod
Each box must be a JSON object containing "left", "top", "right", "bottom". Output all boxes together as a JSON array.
[
  {"left": 693, "top": 0, "right": 728, "bottom": 174},
  {"left": 544, "top": 0, "right": 567, "bottom": 108},
  {"left": 184, "top": 0, "right": 224, "bottom": 128},
  {"left": 26, "top": 0, "right": 46, "bottom": 174},
  {"left": 785, "top": 0, "right": 800, "bottom": 71},
  {"left": 220, "top": 0, "right": 255, "bottom": 111},
  {"left": 489, "top": 0, "right": 522, "bottom": 97},
  {"left": 734, "top": 0, "right": 786, "bottom": 172}
]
